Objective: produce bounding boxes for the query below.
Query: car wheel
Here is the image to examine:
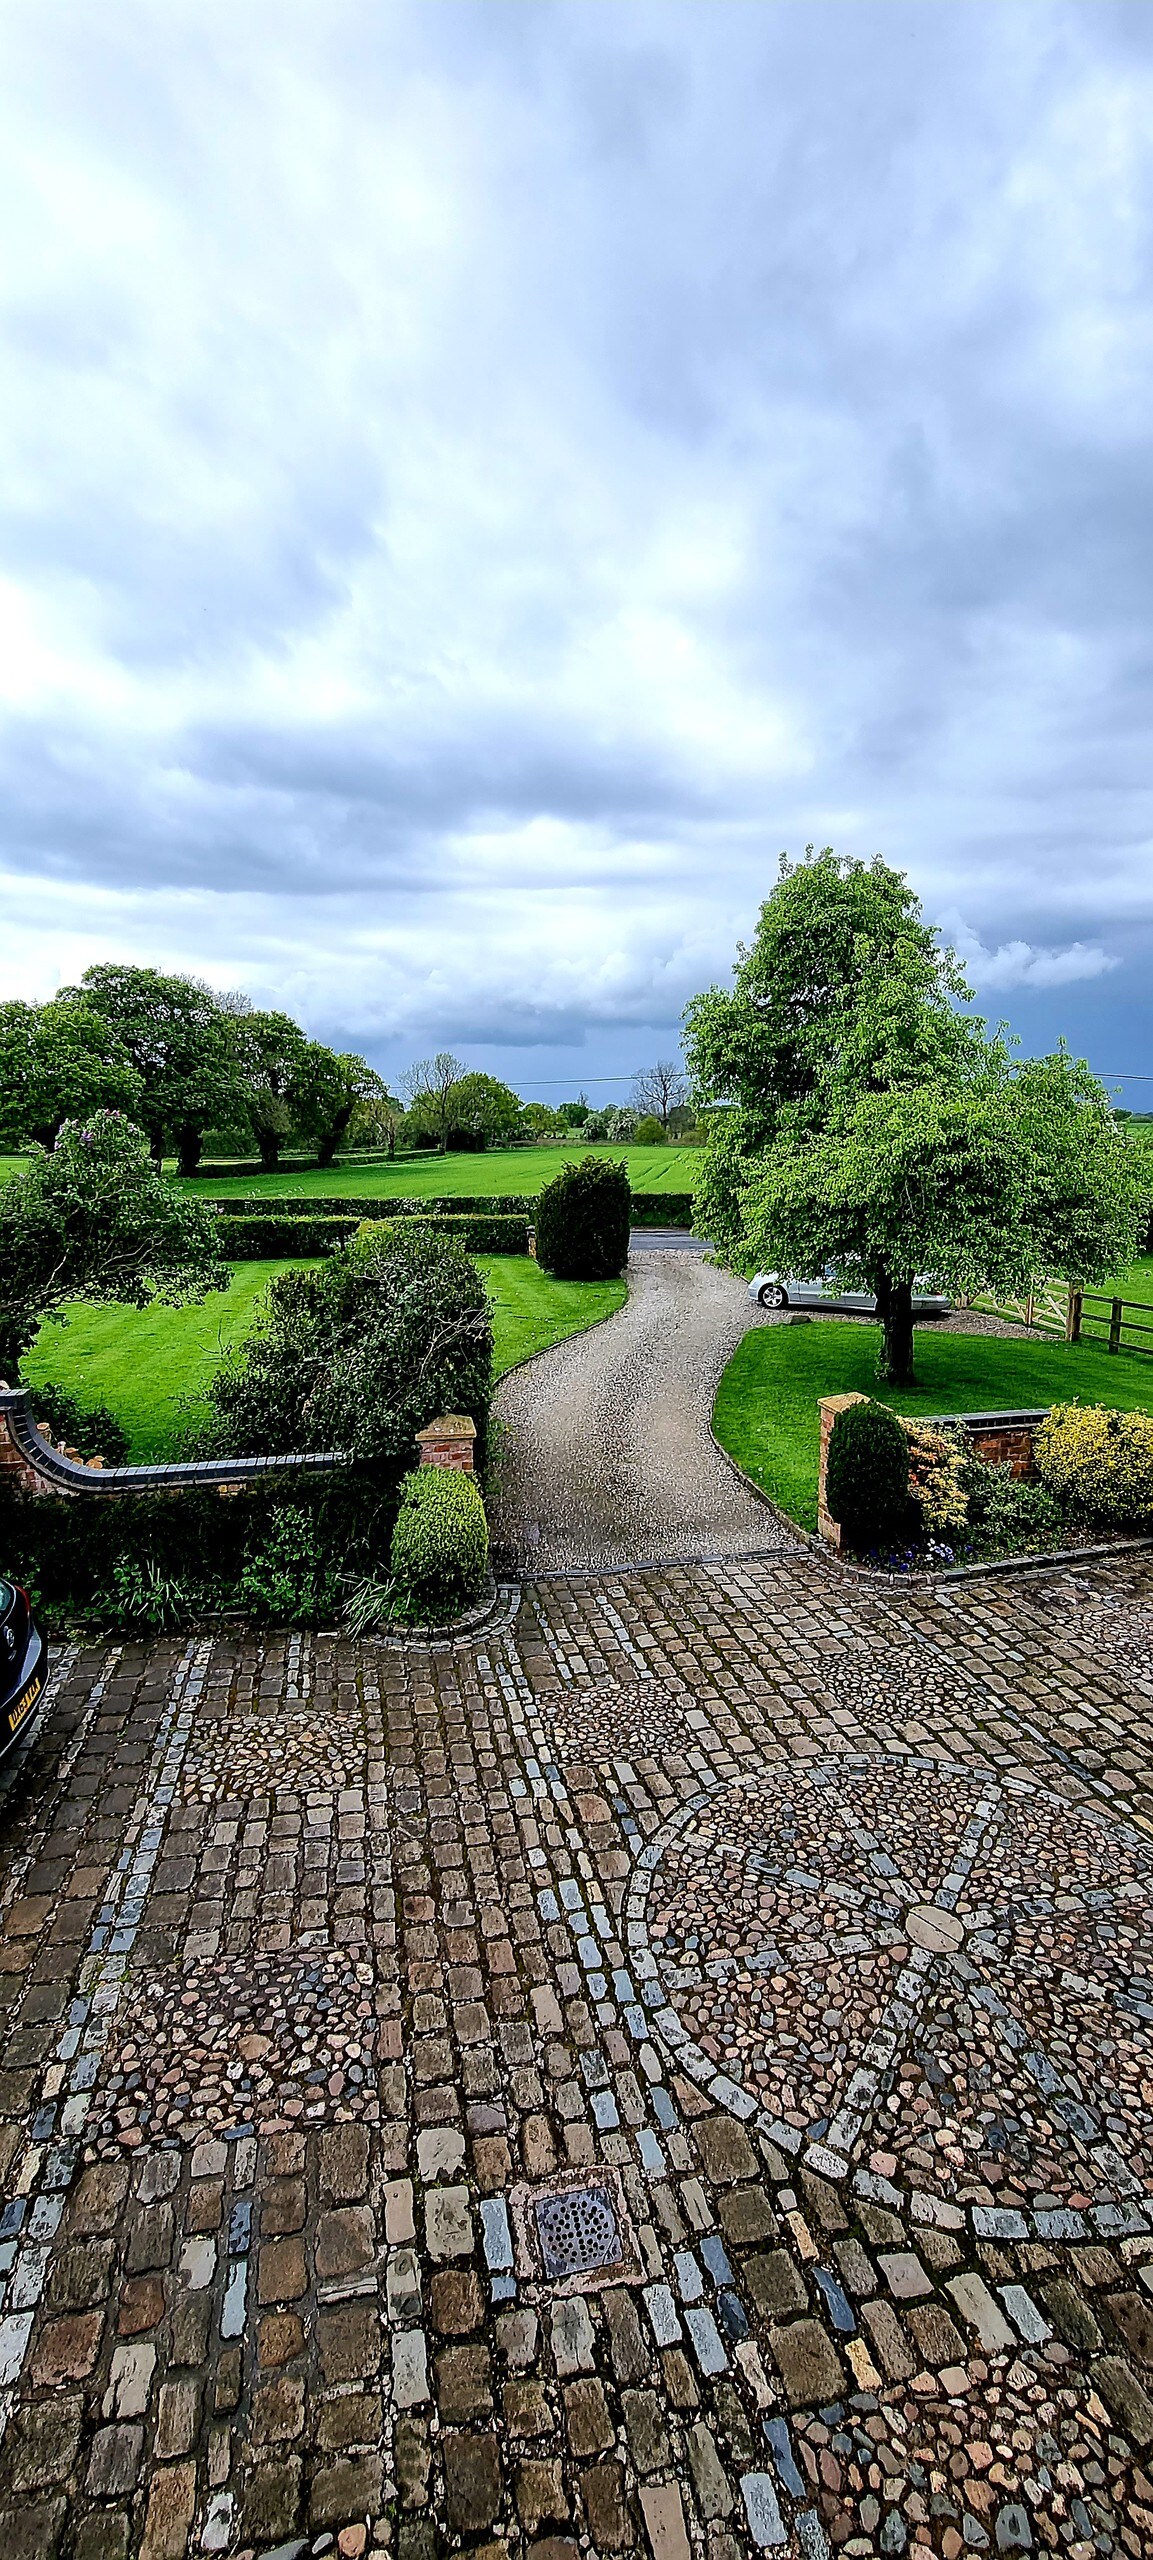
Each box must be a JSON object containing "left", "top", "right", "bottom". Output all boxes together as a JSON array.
[{"left": 758, "top": 1283, "right": 787, "bottom": 1310}]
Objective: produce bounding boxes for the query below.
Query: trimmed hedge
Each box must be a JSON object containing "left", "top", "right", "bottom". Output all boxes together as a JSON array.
[
  {"left": 535, "top": 1157, "right": 631, "bottom": 1281},
  {"left": 221, "top": 1215, "right": 359, "bottom": 1257},
  {"left": 355, "top": 1214, "right": 530, "bottom": 1255},
  {"left": 629, "top": 1191, "right": 696, "bottom": 1227},
  {"left": 0, "top": 1465, "right": 397, "bottom": 1630},
  {"left": 215, "top": 1194, "right": 532, "bottom": 1219},
  {"left": 389, "top": 1466, "right": 489, "bottom": 1621},
  {"left": 221, "top": 1211, "right": 530, "bottom": 1258},
  {"left": 825, "top": 1398, "right": 911, "bottom": 1549}
]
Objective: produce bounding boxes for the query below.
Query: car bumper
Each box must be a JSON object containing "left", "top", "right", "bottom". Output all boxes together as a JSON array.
[{"left": 2, "top": 1627, "right": 47, "bottom": 1762}]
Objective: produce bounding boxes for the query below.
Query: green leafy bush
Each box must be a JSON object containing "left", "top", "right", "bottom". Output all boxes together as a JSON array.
[
  {"left": 633, "top": 1116, "right": 665, "bottom": 1146},
  {"left": 25, "top": 1378, "right": 129, "bottom": 1466},
  {"left": 0, "top": 1468, "right": 392, "bottom": 1630},
  {"left": 957, "top": 1451, "right": 1066, "bottom": 1555},
  {"left": 901, "top": 1418, "right": 968, "bottom": 1537},
  {"left": 235, "top": 1505, "right": 343, "bottom": 1623},
  {"left": 204, "top": 1223, "right": 492, "bottom": 1463},
  {"left": 824, "top": 1398, "right": 910, "bottom": 1549},
  {"left": 1034, "top": 1402, "right": 1153, "bottom": 1526},
  {"left": 389, "top": 1467, "right": 489, "bottom": 1621},
  {"left": 534, "top": 1156, "right": 631, "bottom": 1280}
]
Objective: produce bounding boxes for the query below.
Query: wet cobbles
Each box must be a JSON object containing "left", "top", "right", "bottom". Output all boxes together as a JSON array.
[{"left": 0, "top": 1554, "right": 1149, "bottom": 2554}]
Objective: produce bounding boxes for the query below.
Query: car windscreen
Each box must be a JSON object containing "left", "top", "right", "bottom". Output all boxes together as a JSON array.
[{"left": 0, "top": 1581, "right": 13, "bottom": 1616}]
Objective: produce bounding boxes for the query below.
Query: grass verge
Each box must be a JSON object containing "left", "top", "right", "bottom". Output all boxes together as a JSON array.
[
  {"left": 712, "top": 1320, "right": 1153, "bottom": 1533},
  {"left": 23, "top": 1256, "right": 627, "bottom": 1461}
]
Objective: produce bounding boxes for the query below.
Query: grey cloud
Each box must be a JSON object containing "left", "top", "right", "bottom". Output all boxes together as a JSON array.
[{"left": 1, "top": 0, "right": 1152, "bottom": 1077}]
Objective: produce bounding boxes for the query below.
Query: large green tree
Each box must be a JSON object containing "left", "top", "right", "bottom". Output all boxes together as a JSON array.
[
  {"left": 237, "top": 1010, "right": 311, "bottom": 1170},
  {"left": 304, "top": 1050, "right": 389, "bottom": 1167},
  {"left": 445, "top": 1071, "right": 522, "bottom": 1146},
  {"left": 0, "top": 1113, "right": 227, "bottom": 1381},
  {"left": 0, "top": 998, "right": 143, "bottom": 1148},
  {"left": 685, "top": 849, "right": 1142, "bottom": 1384},
  {"left": 64, "top": 965, "right": 247, "bottom": 1173}
]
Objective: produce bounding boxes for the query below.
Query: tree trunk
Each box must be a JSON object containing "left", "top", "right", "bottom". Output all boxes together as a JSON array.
[
  {"left": 177, "top": 1124, "right": 203, "bottom": 1176},
  {"left": 257, "top": 1128, "right": 281, "bottom": 1171},
  {"left": 316, "top": 1103, "right": 353, "bottom": 1169},
  {"left": 875, "top": 1273, "right": 916, "bottom": 1387},
  {"left": 149, "top": 1127, "right": 165, "bottom": 1166}
]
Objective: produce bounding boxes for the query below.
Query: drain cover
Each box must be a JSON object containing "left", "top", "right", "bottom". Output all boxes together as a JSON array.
[
  {"left": 509, "top": 2166, "right": 643, "bottom": 2292},
  {"left": 534, "top": 2183, "right": 621, "bottom": 2279}
]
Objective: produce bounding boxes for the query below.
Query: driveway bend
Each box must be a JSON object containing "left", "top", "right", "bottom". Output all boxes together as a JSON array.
[{"left": 491, "top": 1247, "right": 793, "bottom": 1569}]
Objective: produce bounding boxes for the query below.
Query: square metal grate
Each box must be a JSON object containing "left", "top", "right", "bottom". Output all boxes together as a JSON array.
[
  {"left": 509, "top": 2165, "right": 643, "bottom": 2294},
  {"left": 533, "top": 2182, "right": 622, "bottom": 2280}
]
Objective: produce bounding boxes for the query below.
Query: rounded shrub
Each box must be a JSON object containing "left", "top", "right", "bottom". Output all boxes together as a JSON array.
[
  {"left": 534, "top": 1155, "right": 631, "bottom": 1280},
  {"left": 1034, "top": 1402, "right": 1153, "bottom": 1527},
  {"left": 389, "top": 1466, "right": 490, "bottom": 1622},
  {"left": 825, "top": 1398, "right": 910, "bottom": 1550}
]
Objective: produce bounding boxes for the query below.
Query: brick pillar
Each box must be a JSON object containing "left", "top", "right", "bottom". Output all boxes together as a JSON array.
[
  {"left": 817, "top": 1391, "right": 869, "bottom": 1549},
  {"left": 0, "top": 1386, "right": 55, "bottom": 1496},
  {"left": 414, "top": 1414, "right": 477, "bottom": 1474}
]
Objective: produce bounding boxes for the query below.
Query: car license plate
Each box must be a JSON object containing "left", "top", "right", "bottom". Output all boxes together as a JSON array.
[{"left": 7, "top": 1669, "right": 42, "bottom": 1737}]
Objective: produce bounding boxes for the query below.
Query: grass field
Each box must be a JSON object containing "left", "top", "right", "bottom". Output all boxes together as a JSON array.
[
  {"left": 181, "top": 1145, "right": 699, "bottom": 1200},
  {"left": 712, "top": 1320, "right": 1153, "bottom": 1533},
  {"left": 22, "top": 1256, "right": 627, "bottom": 1461},
  {"left": 1, "top": 1145, "right": 698, "bottom": 1199}
]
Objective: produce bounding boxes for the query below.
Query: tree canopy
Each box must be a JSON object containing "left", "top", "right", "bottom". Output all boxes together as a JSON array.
[
  {"left": 64, "top": 964, "right": 248, "bottom": 1172},
  {"left": 0, "top": 998, "right": 143, "bottom": 1148},
  {"left": 685, "top": 849, "right": 1142, "bottom": 1383},
  {"left": 0, "top": 1112, "right": 227, "bottom": 1381}
]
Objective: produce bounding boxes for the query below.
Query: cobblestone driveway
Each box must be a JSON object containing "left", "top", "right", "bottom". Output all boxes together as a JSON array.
[{"left": 1, "top": 1548, "right": 1153, "bottom": 2559}]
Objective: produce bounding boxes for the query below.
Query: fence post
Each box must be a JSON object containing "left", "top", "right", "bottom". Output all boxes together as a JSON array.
[
  {"left": 1109, "top": 1297, "right": 1123, "bottom": 1354},
  {"left": 1025, "top": 1279, "right": 1035, "bottom": 1329},
  {"left": 1065, "top": 1289, "right": 1082, "bottom": 1344}
]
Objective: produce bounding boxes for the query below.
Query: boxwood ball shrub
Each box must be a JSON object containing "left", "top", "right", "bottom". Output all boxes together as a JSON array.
[
  {"left": 389, "top": 1466, "right": 489, "bottom": 1621},
  {"left": 534, "top": 1155, "right": 631, "bottom": 1281},
  {"left": 825, "top": 1398, "right": 910, "bottom": 1549},
  {"left": 1035, "top": 1401, "right": 1153, "bottom": 1526}
]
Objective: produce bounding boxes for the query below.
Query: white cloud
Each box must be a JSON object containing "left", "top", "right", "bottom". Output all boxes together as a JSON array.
[{"left": 939, "top": 914, "right": 1120, "bottom": 991}]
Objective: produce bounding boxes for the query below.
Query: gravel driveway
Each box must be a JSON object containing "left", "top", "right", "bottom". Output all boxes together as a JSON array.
[{"left": 491, "top": 1249, "right": 794, "bottom": 1569}]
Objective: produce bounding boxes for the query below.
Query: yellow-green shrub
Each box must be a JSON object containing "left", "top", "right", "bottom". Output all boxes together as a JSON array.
[
  {"left": 1034, "top": 1402, "right": 1153, "bottom": 1526},
  {"left": 901, "top": 1419, "right": 969, "bottom": 1536}
]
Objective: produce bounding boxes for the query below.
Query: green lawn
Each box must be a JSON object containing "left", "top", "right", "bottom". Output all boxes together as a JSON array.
[
  {"left": 713, "top": 1320, "right": 1153, "bottom": 1533},
  {"left": 23, "top": 1256, "right": 626, "bottom": 1460},
  {"left": 177, "top": 1145, "right": 698, "bottom": 1201},
  {"left": 475, "top": 1257, "right": 626, "bottom": 1376}
]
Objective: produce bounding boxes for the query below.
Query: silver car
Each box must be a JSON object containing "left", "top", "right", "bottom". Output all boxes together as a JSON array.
[{"left": 747, "top": 1268, "right": 952, "bottom": 1316}]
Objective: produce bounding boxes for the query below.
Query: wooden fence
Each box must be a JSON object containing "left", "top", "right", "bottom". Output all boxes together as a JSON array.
[
  {"left": 963, "top": 1280, "right": 1153, "bottom": 1356},
  {"left": 1066, "top": 1289, "right": 1153, "bottom": 1356}
]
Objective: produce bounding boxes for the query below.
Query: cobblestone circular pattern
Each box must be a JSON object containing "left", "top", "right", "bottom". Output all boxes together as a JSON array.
[
  {"left": 87, "top": 1945, "right": 382, "bottom": 2151},
  {"left": 640, "top": 1754, "right": 1153, "bottom": 2214},
  {"left": 538, "top": 1677, "right": 696, "bottom": 1762}
]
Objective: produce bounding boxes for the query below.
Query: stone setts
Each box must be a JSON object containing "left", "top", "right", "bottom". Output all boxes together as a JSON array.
[{"left": 0, "top": 1548, "right": 1151, "bottom": 2554}]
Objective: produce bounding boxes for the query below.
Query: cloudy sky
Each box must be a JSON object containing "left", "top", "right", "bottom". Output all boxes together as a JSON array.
[{"left": 3, "top": 0, "right": 1152, "bottom": 1101}]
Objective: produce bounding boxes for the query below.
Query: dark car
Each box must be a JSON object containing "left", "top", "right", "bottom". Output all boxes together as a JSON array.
[{"left": 1, "top": 1580, "right": 47, "bottom": 1766}]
